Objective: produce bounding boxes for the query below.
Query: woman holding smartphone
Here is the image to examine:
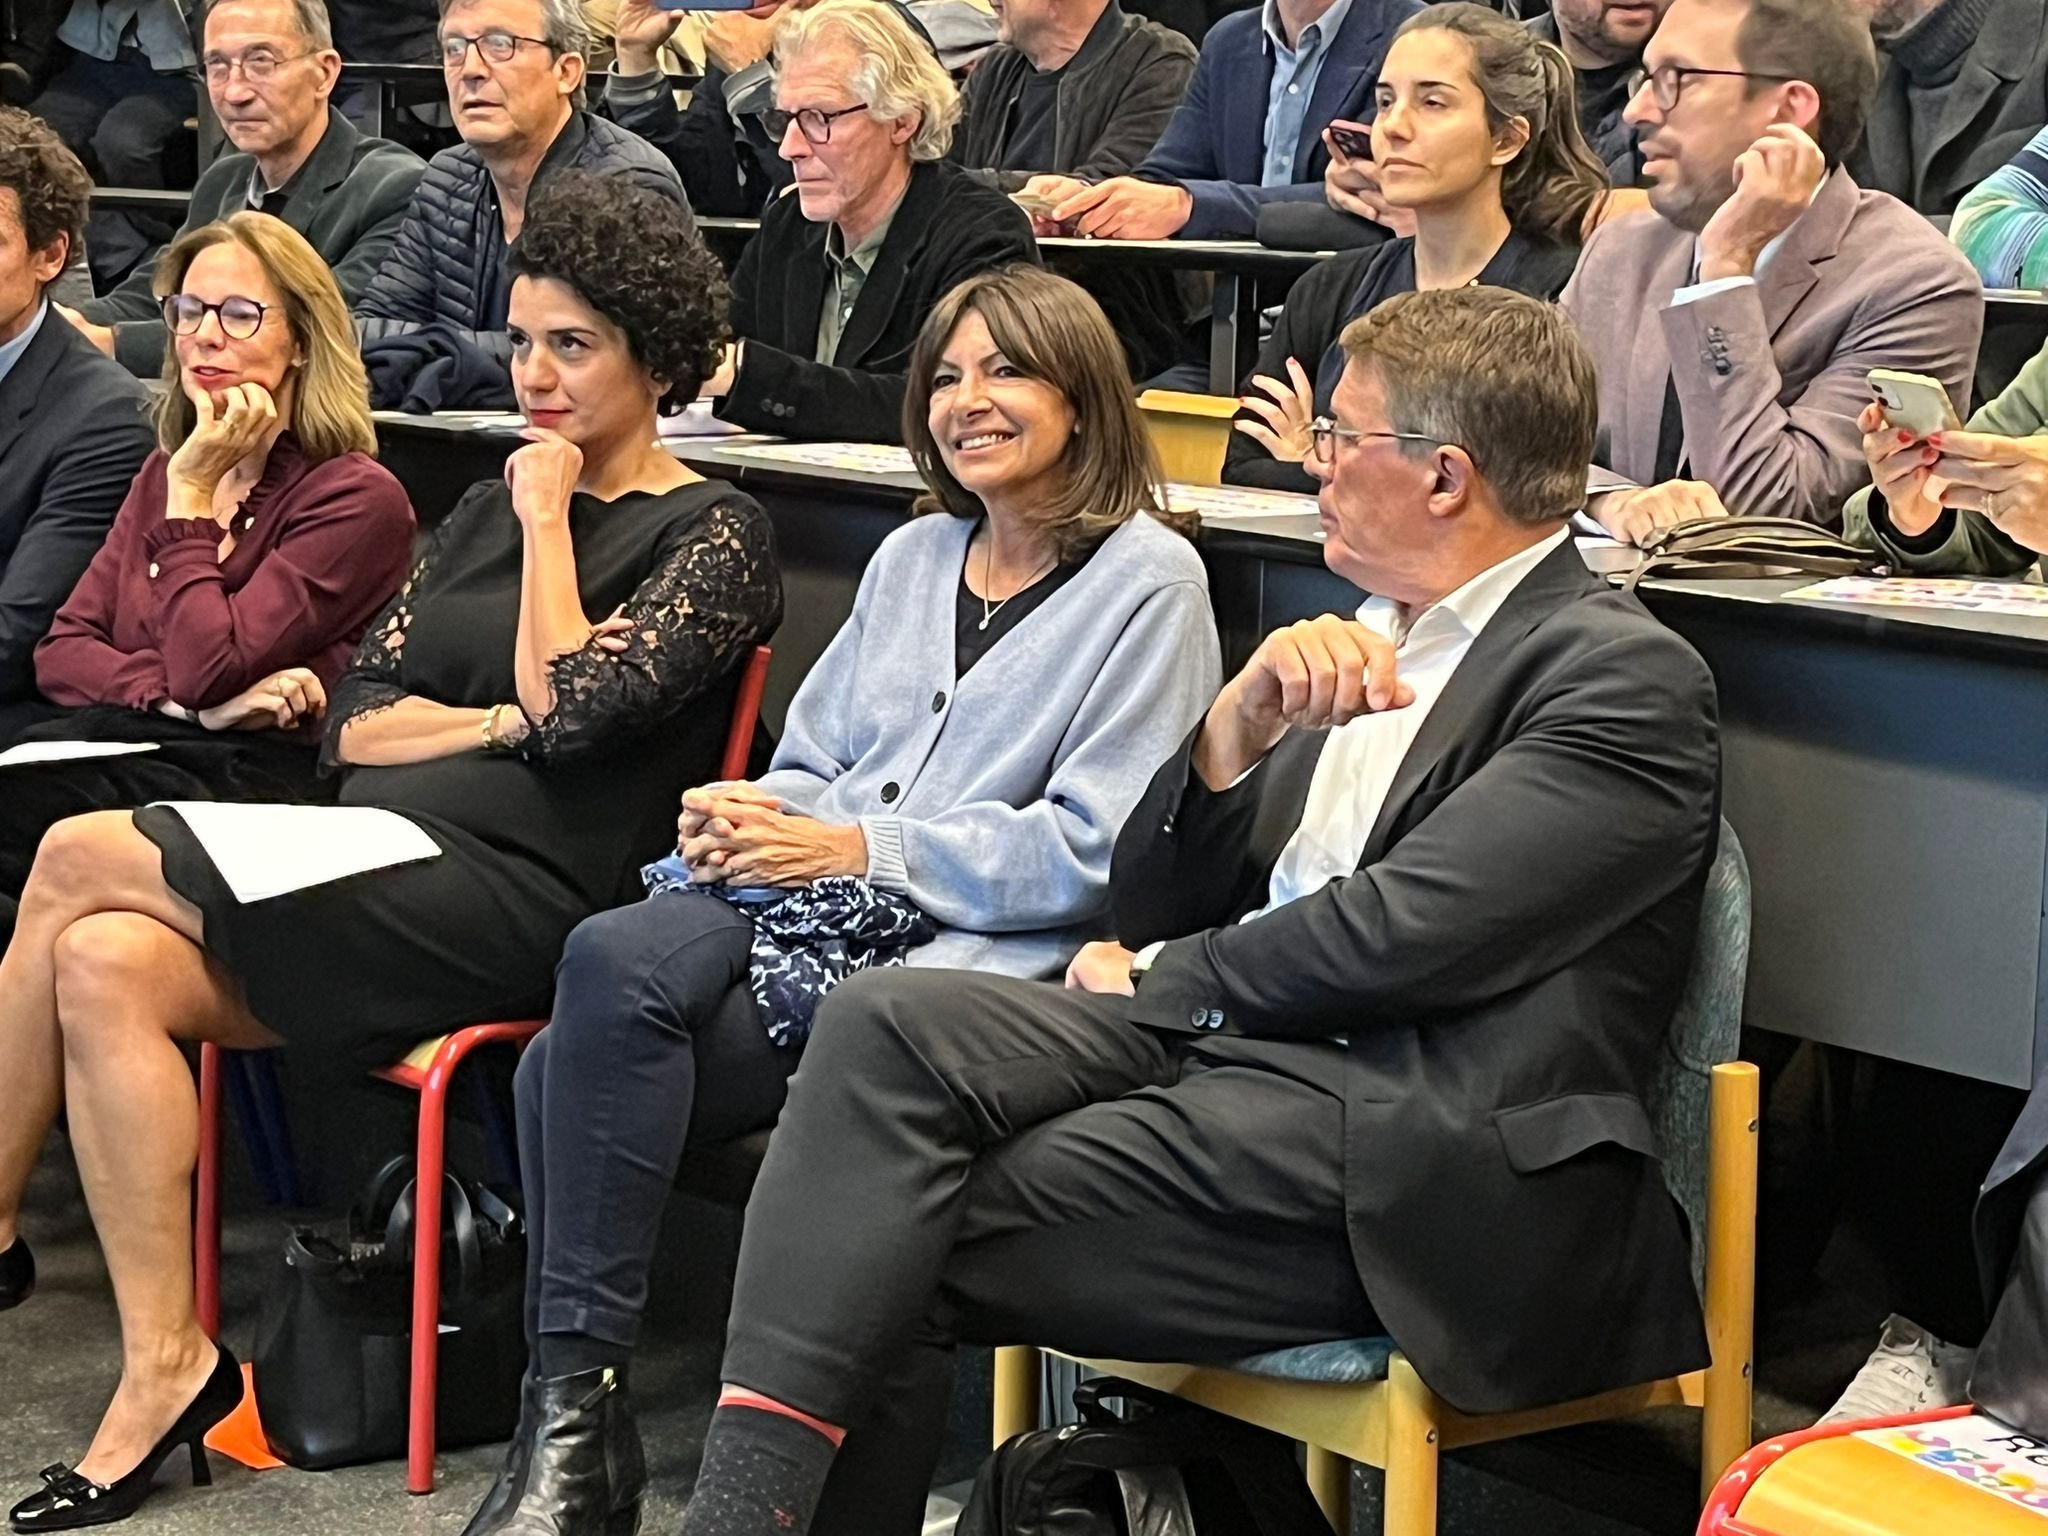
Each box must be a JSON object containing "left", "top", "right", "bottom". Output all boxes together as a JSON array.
[
  {"left": 1224, "top": 3, "right": 1606, "bottom": 492},
  {"left": 1847, "top": 350, "right": 2048, "bottom": 575}
]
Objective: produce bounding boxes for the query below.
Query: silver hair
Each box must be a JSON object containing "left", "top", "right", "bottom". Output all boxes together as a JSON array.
[
  {"left": 774, "top": 0, "right": 961, "bottom": 162},
  {"left": 438, "top": 0, "right": 592, "bottom": 56},
  {"left": 203, "top": 0, "right": 335, "bottom": 51}
]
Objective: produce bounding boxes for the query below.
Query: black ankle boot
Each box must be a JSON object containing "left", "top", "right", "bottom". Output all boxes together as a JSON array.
[
  {"left": 459, "top": 1376, "right": 543, "bottom": 1536},
  {"left": 460, "top": 1367, "right": 644, "bottom": 1536},
  {"left": 0, "top": 1239, "right": 32, "bottom": 1312}
]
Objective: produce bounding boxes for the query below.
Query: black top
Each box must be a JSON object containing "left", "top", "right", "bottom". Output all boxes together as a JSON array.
[
  {"left": 322, "top": 477, "right": 783, "bottom": 907},
  {"left": 1000, "top": 64, "right": 1067, "bottom": 174},
  {"left": 955, "top": 553, "right": 1087, "bottom": 674},
  {"left": 1521, "top": 13, "right": 1641, "bottom": 185},
  {"left": 1222, "top": 230, "right": 1584, "bottom": 492},
  {"left": 718, "top": 158, "right": 1041, "bottom": 444}
]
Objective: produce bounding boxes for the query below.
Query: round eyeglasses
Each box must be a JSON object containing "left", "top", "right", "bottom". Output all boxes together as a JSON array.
[
  {"left": 161, "top": 294, "right": 270, "bottom": 340},
  {"left": 761, "top": 103, "right": 871, "bottom": 146}
]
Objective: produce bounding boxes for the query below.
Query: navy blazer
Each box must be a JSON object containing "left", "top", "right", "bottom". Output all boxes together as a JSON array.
[{"left": 1134, "top": 0, "right": 1417, "bottom": 239}]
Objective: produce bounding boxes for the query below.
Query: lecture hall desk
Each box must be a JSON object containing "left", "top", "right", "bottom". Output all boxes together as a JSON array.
[{"left": 376, "top": 413, "right": 2048, "bottom": 1091}]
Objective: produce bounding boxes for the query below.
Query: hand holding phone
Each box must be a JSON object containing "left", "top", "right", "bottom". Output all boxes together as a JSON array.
[{"left": 1868, "top": 368, "right": 1962, "bottom": 439}]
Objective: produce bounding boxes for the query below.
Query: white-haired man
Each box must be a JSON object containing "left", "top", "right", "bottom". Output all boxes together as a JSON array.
[{"left": 698, "top": 0, "right": 1039, "bottom": 443}]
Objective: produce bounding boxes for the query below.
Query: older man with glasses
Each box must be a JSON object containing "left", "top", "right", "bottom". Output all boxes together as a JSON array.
[
  {"left": 62, "top": 0, "right": 425, "bottom": 378},
  {"left": 1558, "top": 0, "right": 1981, "bottom": 545},
  {"left": 696, "top": 0, "right": 1036, "bottom": 443},
  {"left": 351, "top": 0, "right": 684, "bottom": 407}
]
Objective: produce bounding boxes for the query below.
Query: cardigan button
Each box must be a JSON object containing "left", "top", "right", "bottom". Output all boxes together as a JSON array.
[
  {"left": 880, "top": 781, "right": 900, "bottom": 804},
  {"left": 930, "top": 691, "right": 945, "bottom": 713}
]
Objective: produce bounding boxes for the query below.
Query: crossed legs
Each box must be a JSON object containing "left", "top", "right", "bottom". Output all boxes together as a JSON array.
[{"left": 0, "top": 812, "right": 278, "bottom": 1485}]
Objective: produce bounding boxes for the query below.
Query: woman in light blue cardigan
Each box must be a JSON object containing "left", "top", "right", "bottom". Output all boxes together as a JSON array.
[{"left": 464, "top": 268, "right": 1220, "bottom": 1536}]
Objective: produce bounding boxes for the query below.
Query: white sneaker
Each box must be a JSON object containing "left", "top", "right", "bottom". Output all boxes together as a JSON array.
[{"left": 1819, "top": 1313, "right": 1978, "bottom": 1425}]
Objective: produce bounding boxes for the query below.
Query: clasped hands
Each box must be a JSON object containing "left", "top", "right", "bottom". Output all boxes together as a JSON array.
[
  {"left": 1859, "top": 402, "right": 2048, "bottom": 555},
  {"left": 676, "top": 782, "right": 869, "bottom": 887}
]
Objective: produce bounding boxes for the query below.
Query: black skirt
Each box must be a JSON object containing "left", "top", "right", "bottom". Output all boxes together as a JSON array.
[{"left": 136, "top": 803, "right": 598, "bottom": 1075}]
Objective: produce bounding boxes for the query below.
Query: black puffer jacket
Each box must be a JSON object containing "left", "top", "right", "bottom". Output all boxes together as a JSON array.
[{"left": 355, "top": 110, "right": 687, "bottom": 365}]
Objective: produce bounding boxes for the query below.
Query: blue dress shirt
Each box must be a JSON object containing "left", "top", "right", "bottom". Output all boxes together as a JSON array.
[
  {"left": 0, "top": 301, "right": 49, "bottom": 391},
  {"left": 1261, "top": 0, "right": 1357, "bottom": 187}
]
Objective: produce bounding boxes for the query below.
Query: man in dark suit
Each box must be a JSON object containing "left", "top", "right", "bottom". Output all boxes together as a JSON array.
[
  {"left": 62, "top": 0, "right": 425, "bottom": 377},
  {"left": 1021, "top": 0, "right": 1416, "bottom": 238},
  {"left": 1848, "top": 0, "right": 2048, "bottom": 216},
  {"left": 0, "top": 108, "right": 151, "bottom": 718},
  {"left": 700, "top": 0, "right": 1037, "bottom": 443},
  {"left": 669, "top": 286, "right": 1721, "bottom": 1536}
]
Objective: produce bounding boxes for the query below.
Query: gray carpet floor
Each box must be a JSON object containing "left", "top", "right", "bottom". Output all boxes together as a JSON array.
[{"left": 0, "top": 1068, "right": 1890, "bottom": 1536}]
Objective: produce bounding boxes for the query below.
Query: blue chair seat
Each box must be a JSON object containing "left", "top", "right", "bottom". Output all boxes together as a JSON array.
[{"left": 1227, "top": 1335, "right": 1398, "bottom": 1385}]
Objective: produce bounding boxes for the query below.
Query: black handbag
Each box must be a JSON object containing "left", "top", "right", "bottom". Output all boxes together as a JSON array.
[
  {"left": 250, "top": 1155, "right": 529, "bottom": 1469},
  {"left": 955, "top": 1377, "right": 1334, "bottom": 1536}
]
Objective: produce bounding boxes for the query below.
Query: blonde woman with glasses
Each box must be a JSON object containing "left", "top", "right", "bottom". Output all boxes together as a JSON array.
[{"left": 0, "top": 210, "right": 412, "bottom": 951}]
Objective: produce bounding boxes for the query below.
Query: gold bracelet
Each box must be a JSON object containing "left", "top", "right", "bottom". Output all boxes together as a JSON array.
[{"left": 481, "top": 704, "right": 503, "bottom": 752}]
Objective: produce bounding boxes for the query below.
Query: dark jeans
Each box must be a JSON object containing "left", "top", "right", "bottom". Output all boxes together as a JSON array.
[
  {"left": 722, "top": 968, "right": 1378, "bottom": 1536},
  {"left": 30, "top": 47, "right": 194, "bottom": 284},
  {"left": 514, "top": 893, "right": 798, "bottom": 1351}
]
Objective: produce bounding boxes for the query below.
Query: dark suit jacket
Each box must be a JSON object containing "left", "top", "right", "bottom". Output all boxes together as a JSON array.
[
  {"left": 77, "top": 108, "right": 425, "bottom": 377},
  {"left": 0, "top": 309, "right": 154, "bottom": 704},
  {"left": 1110, "top": 539, "right": 1719, "bottom": 1415},
  {"left": 607, "top": 60, "right": 788, "bottom": 219},
  {"left": 1851, "top": 0, "right": 2048, "bottom": 216},
  {"left": 1133, "top": 0, "right": 1416, "bottom": 239},
  {"left": 718, "top": 160, "right": 1040, "bottom": 443}
]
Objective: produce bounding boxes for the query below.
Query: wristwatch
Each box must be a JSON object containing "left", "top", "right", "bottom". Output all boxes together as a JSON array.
[{"left": 1128, "top": 940, "right": 1165, "bottom": 986}]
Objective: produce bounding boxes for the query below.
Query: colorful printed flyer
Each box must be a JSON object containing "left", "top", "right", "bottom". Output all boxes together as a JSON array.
[
  {"left": 1854, "top": 1414, "right": 2048, "bottom": 1517},
  {"left": 1788, "top": 576, "right": 2048, "bottom": 616}
]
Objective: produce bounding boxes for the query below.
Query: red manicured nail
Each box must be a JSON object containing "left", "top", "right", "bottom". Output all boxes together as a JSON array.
[
  {"left": 1897, "top": 430, "right": 1912, "bottom": 443},
  {"left": 1929, "top": 433, "right": 1943, "bottom": 447}
]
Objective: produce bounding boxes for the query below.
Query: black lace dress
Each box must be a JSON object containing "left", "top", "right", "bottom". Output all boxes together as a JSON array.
[{"left": 136, "top": 477, "right": 783, "bottom": 1071}]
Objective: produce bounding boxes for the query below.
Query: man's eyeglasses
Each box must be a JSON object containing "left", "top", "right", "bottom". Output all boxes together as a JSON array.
[
  {"left": 761, "top": 104, "right": 871, "bottom": 146},
  {"left": 161, "top": 294, "right": 270, "bottom": 340},
  {"left": 1625, "top": 63, "right": 1801, "bottom": 111},
  {"left": 201, "top": 47, "right": 310, "bottom": 84},
  {"left": 1308, "top": 417, "right": 1445, "bottom": 465},
  {"left": 440, "top": 30, "right": 553, "bottom": 69}
]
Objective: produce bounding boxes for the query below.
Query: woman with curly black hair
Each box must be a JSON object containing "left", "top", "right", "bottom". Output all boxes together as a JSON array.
[{"left": 0, "top": 173, "right": 781, "bottom": 1533}]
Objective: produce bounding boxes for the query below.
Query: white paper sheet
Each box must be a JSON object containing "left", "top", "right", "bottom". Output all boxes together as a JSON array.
[
  {"left": 0, "top": 740, "right": 160, "bottom": 767},
  {"left": 657, "top": 399, "right": 749, "bottom": 438},
  {"left": 151, "top": 802, "right": 442, "bottom": 904}
]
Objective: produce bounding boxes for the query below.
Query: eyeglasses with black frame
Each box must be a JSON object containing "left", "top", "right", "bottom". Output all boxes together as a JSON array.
[
  {"left": 439, "top": 30, "right": 553, "bottom": 68},
  {"left": 1308, "top": 417, "right": 1446, "bottom": 465},
  {"left": 761, "top": 104, "right": 872, "bottom": 146},
  {"left": 1625, "top": 63, "right": 1801, "bottom": 111},
  {"left": 160, "top": 294, "right": 271, "bottom": 341},
  {"left": 201, "top": 47, "right": 311, "bottom": 83}
]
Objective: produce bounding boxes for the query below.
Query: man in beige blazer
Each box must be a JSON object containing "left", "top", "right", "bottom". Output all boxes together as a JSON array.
[{"left": 1561, "top": 0, "right": 1983, "bottom": 545}]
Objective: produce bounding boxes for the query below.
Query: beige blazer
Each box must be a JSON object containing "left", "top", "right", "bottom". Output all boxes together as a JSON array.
[{"left": 1561, "top": 167, "right": 1984, "bottom": 523}]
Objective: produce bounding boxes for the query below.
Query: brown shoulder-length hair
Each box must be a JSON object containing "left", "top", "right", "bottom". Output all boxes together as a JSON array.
[
  {"left": 151, "top": 210, "right": 377, "bottom": 461},
  {"left": 902, "top": 266, "right": 1195, "bottom": 559}
]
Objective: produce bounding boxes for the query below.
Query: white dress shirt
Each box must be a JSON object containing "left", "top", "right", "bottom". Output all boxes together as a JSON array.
[{"left": 1245, "top": 527, "right": 1571, "bottom": 921}]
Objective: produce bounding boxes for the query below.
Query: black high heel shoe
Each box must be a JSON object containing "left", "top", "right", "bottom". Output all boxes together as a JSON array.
[
  {"left": 8, "top": 1344, "right": 242, "bottom": 1533},
  {"left": 0, "top": 1239, "right": 31, "bottom": 1311}
]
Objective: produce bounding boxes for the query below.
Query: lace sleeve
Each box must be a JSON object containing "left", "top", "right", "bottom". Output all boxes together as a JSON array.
[
  {"left": 318, "top": 494, "right": 471, "bottom": 774},
  {"left": 521, "top": 496, "right": 783, "bottom": 765}
]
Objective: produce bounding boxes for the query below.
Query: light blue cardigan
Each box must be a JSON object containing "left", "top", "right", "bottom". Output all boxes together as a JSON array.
[{"left": 748, "top": 508, "right": 1220, "bottom": 979}]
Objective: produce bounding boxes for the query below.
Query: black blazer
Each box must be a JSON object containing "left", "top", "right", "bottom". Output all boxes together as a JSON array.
[
  {"left": 0, "top": 312, "right": 154, "bottom": 704},
  {"left": 718, "top": 159, "right": 1040, "bottom": 443},
  {"left": 1111, "top": 539, "right": 1720, "bottom": 1415}
]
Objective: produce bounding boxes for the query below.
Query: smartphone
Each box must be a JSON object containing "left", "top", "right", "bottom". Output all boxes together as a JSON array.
[
  {"left": 1326, "top": 120, "right": 1373, "bottom": 161},
  {"left": 1868, "top": 368, "right": 1962, "bottom": 437}
]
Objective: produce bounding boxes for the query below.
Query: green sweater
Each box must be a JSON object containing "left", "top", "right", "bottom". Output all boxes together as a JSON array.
[{"left": 1841, "top": 348, "right": 2047, "bottom": 576}]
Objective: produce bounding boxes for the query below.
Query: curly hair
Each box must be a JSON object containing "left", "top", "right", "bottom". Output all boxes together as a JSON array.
[
  {"left": 506, "top": 172, "right": 729, "bottom": 409},
  {"left": 0, "top": 106, "right": 90, "bottom": 265}
]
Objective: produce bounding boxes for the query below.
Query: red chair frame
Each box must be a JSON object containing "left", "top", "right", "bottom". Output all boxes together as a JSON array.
[{"left": 193, "top": 643, "right": 772, "bottom": 1493}]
